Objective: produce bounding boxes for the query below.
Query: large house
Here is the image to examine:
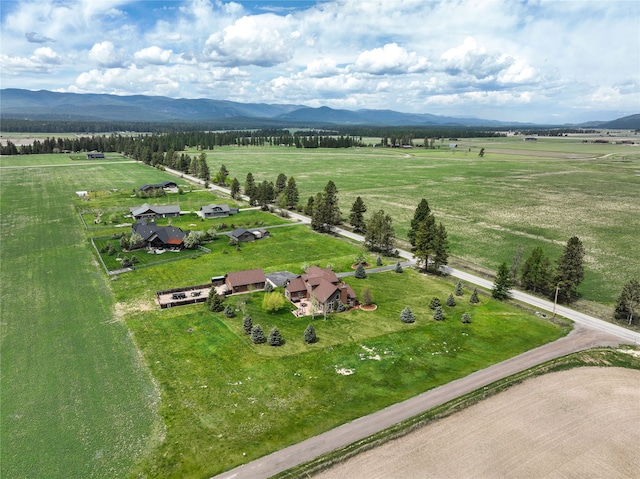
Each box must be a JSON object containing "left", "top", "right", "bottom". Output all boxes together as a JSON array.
[
  {"left": 199, "top": 204, "right": 239, "bottom": 218},
  {"left": 131, "top": 221, "right": 187, "bottom": 249},
  {"left": 285, "top": 266, "right": 357, "bottom": 314},
  {"left": 129, "top": 203, "right": 181, "bottom": 220},
  {"left": 225, "top": 268, "right": 266, "bottom": 293},
  {"left": 138, "top": 181, "right": 177, "bottom": 195}
]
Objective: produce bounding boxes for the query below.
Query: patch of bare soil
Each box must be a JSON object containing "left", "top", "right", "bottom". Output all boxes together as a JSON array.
[
  {"left": 359, "top": 304, "right": 377, "bottom": 311},
  {"left": 315, "top": 368, "right": 640, "bottom": 479}
]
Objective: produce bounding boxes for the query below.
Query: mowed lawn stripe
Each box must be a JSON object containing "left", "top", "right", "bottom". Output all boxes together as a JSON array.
[{"left": 0, "top": 165, "right": 158, "bottom": 479}]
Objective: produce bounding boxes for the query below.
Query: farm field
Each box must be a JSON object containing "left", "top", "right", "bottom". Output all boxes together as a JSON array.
[
  {"left": 314, "top": 367, "right": 640, "bottom": 479},
  {"left": 193, "top": 136, "right": 640, "bottom": 306},
  {"left": 1, "top": 134, "right": 637, "bottom": 478}
]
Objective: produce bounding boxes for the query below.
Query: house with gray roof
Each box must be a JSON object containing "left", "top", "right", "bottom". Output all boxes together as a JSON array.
[
  {"left": 199, "top": 204, "right": 239, "bottom": 218},
  {"left": 129, "top": 203, "right": 181, "bottom": 220},
  {"left": 131, "top": 221, "right": 187, "bottom": 250}
]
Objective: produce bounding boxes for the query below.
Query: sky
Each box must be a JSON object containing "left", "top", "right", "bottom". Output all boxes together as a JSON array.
[{"left": 0, "top": 0, "right": 638, "bottom": 123}]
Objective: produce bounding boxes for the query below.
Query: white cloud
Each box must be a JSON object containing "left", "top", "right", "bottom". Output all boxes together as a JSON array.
[
  {"left": 134, "top": 46, "right": 173, "bottom": 65},
  {"left": 33, "top": 47, "right": 62, "bottom": 64},
  {"left": 204, "top": 14, "right": 296, "bottom": 66},
  {"left": 354, "top": 43, "right": 429, "bottom": 75},
  {"left": 88, "top": 41, "right": 126, "bottom": 68}
]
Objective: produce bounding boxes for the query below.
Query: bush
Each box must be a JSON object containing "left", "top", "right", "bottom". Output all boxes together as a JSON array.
[
  {"left": 429, "top": 297, "right": 441, "bottom": 310},
  {"left": 304, "top": 324, "right": 317, "bottom": 344},
  {"left": 268, "top": 327, "right": 284, "bottom": 346},
  {"left": 251, "top": 325, "right": 266, "bottom": 344},
  {"left": 224, "top": 305, "right": 236, "bottom": 318},
  {"left": 461, "top": 312, "right": 471, "bottom": 324},
  {"left": 470, "top": 288, "right": 480, "bottom": 304},
  {"left": 354, "top": 263, "right": 367, "bottom": 279},
  {"left": 376, "top": 256, "right": 382, "bottom": 266},
  {"left": 446, "top": 293, "right": 456, "bottom": 307},
  {"left": 433, "top": 306, "right": 445, "bottom": 321},
  {"left": 262, "top": 292, "right": 286, "bottom": 313},
  {"left": 400, "top": 306, "right": 415, "bottom": 323},
  {"left": 243, "top": 316, "right": 253, "bottom": 335}
]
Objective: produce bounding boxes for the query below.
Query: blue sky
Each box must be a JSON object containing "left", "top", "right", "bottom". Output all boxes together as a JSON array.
[{"left": 1, "top": 0, "right": 638, "bottom": 123}]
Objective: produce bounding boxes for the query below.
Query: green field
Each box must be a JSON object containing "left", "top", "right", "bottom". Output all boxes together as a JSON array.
[
  {"left": 194, "top": 138, "right": 640, "bottom": 305},
  {"left": 1, "top": 138, "right": 635, "bottom": 478}
]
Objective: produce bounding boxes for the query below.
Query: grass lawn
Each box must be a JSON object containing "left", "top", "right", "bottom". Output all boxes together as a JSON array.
[{"left": 125, "top": 269, "right": 566, "bottom": 478}]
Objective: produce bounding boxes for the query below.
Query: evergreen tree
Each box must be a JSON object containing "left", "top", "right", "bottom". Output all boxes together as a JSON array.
[
  {"left": 216, "top": 164, "right": 229, "bottom": 185},
  {"left": 198, "top": 152, "right": 210, "bottom": 180},
  {"left": 364, "top": 209, "right": 395, "bottom": 254},
  {"left": 376, "top": 256, "right": 382, "bottom": 266},
  {"left": 304, "top": 196, "right": 314, "bottom": 216},
  {"left": 268, "top": 327, "right": 284, "bottom": 346},
  {"left": 521, "top": 246, "right": 552, "bottom": 294},
  {"left": 429, "top": 297, "right": 441, "bottom": 310},
  {"left": 554, "top": 236, "right": 585, "bottom": 303},
  {"left": 446, "top": 293, "right": 456, "bottom": 307},
  {"left": 230, "top": 177, "right": 240, "bottom": 199},
  {"left": 283, "top": 176, "right": 299, "bottom": 209},
  {"left": 243, "top": 316, "right": 253, "bottom": 335},
  {"left": 206, "top": 288, "right": 224, "bottom": 312},
  {"left": 400, "top": 306, "right": 415, "bottom": 323},
  {"left": 245, "top": 172, "right": 257, "bottom": 205},
  {"left": 251, "top": 325, "right": 266, "bottom": 344},
  {"left": 362, "top": 287, "right": 373, "bottom": 306},
  {"left": 408, "top": 199, "right": 431, "bottom": 249},
  {"left": 461, "top": 312, "right": 471, "bottom": 324},
  {"left": 275, "top": 173, "right": 287, "bottom": 194},
  {"left": 614, "top": 278, "right": 640, "bottom": 325},
  {"left": 510, "top": 244, "right": 524, "bottom": 285},
  {"left": 414, "top": 214, "right": 436, "bottom": 271},
  {"left": 470, "top": 288, "right": 480, "bottom": 304},
  {"left": 304, "top": 324, "right": 317, "bottom": 343},
  {"left": 224, "top": 305, "right": 236, "bottom": 318},
  {"left": 349, "top": 196, "right": 367, "bottom": 233},
  {"left": 395, "top": 261, "right": 403, "bottom": 273},
  {"left": 455, "top": 281, "right": 464, "bottom": 296},
  {"left": 432, "top": 222, "right": 449, "bottom": 270},
  {"left": 355, "top": 262, "right": 367, "bottom": 279},
  {"left": 433, "top": 306, "right": 444, "bottom": 321},
  {"left": 492, "top": 261, "right": 512, "bottom": 300}
]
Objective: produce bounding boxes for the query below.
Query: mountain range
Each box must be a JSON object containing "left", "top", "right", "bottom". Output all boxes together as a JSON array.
[{"left": 1, "top": 88, "right": 638, "bottom": 129}]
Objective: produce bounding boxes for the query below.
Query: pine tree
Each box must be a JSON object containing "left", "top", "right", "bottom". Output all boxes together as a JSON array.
[
  {"left": 400, "top": 306, "right": 415, "bottom": 323},
  {"left": 470, "top": 288, "right": 480, "bottom": 304},
  {"left": 433, "top": 306, "right": 444, "bottom": 321},
  {"left": 245, "top": 172, "right": 257, "bottom": 205},
  {"left": 251, "top": 325, "right": 266, "bottom": 344},
  {"left": 446, "top": 293, "right": 456, "bottom": 307},
  {"left": 432, "top": 222, "right": 449, "bottom": 270},
  {"left": 554, "top": 236, "right": 585, "bottom": 303},
  {"left": 455, "top": 281, "right": 463, "bottom": 296},
  {"left": 349, "top": 196, "right": 367, "bottom": 233},
  {"left": 355, "top": 262, "right": 367, "bottom": 279},
  {"left": 408, "top": 199, "right": 431, "bottom": 249},
  {"left": 414, "top": 214, "right": 436, "bottom": 271},
  {"left": 492, "top": 261, "right": 512, "bottom": 300},
  {"left": 304, "top": 324, "right": 317, "bottom": 344},
  {"left": 429, "top": 297, "right": 441, "bottom": 310},
  {"left": 268, "top": 327, "right": 284, "bottom": 346},
  {"left": 364, "top": 209, "right": 395, "bottom": 254},
  {"left": 243, "top": 316, "right": 253, "bottom": 335},
  {"left": 284, "top": 176, "right": 299, "bottom": 209},
  {"left": 521, "top": 246, "right": 552, "bottom": 295},
  {"left": 230, "top": 177, "right": 240, "bottom": 199},
  {"left": 362, "top": 287, "right": 373, "bottom": 306},
  {"left": 275, "top": 173, "right": 287, "bottom": 194},
  {"left": 206, "top": 288, "right": 224, "bottom": 312},
  {"left": 461, "top": 312, "right": 471, "bottom": 323},
  {"left": 224, "top": 305, "right": 235, "bottom": 318},
  {"left": 395, "top": 261, "right": 403, "bottom": 273}
]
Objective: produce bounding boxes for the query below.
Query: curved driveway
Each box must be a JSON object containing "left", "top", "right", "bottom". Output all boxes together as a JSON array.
[{"left": 160, "top": 167, "right": 640, "bottom": 479}]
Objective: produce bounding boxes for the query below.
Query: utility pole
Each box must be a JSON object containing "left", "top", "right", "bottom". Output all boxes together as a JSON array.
[{"left": 552, "top": 284, "right": 560, "bottom": 318}]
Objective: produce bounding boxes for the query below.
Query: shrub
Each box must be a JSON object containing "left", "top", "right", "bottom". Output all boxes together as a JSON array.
[
  {"left": 304, "top": 324, "right": 317, "bottom": 344},
  {"left": 262, "top": 292, "right": 286, "bottom": 313},
  {"left": 433, "top": 306, "right": 445, "bottom": 321},
  {"left": 362, "top": 287, "right": 373, "bottom": 306},
  {"left": 268, "top": 327, "right": 284, "bottom": 346},
  {"left": 455, "top": 281, "right": 464, "bottom": 296},
  {"left": 224, "top": 305, "right": 236, "bottom": 318},
  {"left": 376, "top": 256, "right": 382, "bottom": 266},
  {"left": 446, "top": 293, "right": 456, "bottom": 307},
  {"left": 429, "top": 297, "right": 441, "bottom": 310},
  {"left": 470, "top": 289, "right": 480, "bottom": 304},
  {"left": 400, "top": 306, "right": 415, "bottom": 323},
  {"left": 251, "top": 325, "right": 266, "bottom": 344},
  {"left": 130, "top": 255, "right": 138, "bottom": 264},
  {"left": 355, "top": 263, "right": 367, "bottom": 279},
  {"left": 461, "top": 312, "right": 471, "bottom": 324},
  {"left": 395, "top": 261, "right": 403, "bottom": 273},
  {"left": 243, "top": 316, "right": 253, "bottom": 335}
]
